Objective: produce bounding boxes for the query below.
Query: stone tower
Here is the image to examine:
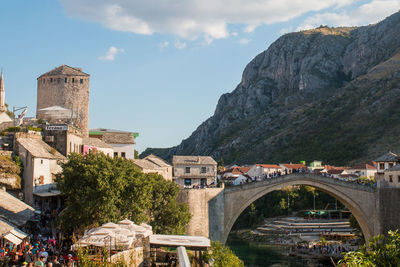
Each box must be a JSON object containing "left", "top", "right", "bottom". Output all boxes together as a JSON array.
[
  {"left": 37, "top": 65, "right": 90, "bottom": 136},
  {"left": 0, "top": 70, "right": 6, "bottom": 112}
]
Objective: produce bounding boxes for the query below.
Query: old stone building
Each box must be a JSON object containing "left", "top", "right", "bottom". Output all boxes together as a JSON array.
[
  {"left": 89, "top": 128, "right": 137, "bottom": 159},
  {"left": 36, "top": 65, "right": 90, "bottom": 136},
  {"left": 43, "top": 124, "right": 83, "bottom": 157},
  {"left": 172, "top": 155, "right": 217, "bottom": 188},
  {"left": 133, "top": 154, "right": 172, "bottom": 181}
]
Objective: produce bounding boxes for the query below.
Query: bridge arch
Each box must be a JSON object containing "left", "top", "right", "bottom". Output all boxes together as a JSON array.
[{"left": 222, "top": 174, "right": 376, "bottom": 244}]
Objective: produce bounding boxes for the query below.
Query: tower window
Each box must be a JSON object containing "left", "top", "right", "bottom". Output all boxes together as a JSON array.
[
  {"left": 72, "top": 78, "right": 75, "bottom": 83},
  {"left": 65, "top": 78, "right": 67, "bottom": 83},
  {"left": 50, "top": 78, "right": 53, "bottom": 82},
  {"left": 80, "top": 79, "right": 83, "bottom": 84},
  {"left": 43, "top": 79, "right": 45, "bottom": 84}
]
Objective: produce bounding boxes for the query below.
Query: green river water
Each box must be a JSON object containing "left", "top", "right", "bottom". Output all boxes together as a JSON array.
[{"left": 227, "top": 236, "right": 308, "bottom": 267}]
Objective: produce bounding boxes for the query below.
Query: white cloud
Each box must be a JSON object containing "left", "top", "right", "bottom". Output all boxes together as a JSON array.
[
  {"left": 99, "top": 46, "right": 125, "bottom": 61},
  {"left": 174, "top": 40, "right": 187, "bottom": 49},
  {"left": 238, "top": 38, "right": 251, "bottom": 45},
  {"left": 59, "top": 0, "right": 359, "bottom": 42},
  {"left": 159, "top": 41, "right": 169, "bottom": 49},
  {"left": 296, "top": 0, "right": 400, "bottom": 31}
]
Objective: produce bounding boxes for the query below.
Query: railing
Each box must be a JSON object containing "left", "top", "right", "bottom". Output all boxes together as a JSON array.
[
  {"left": 225, "top": 173, "right": 376, "bottom": 192},
  {"left": 177, "top": 246, "right": 191, "bottom": 267}
]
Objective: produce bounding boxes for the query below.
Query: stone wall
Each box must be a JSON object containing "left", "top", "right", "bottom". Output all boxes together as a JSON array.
[
  {"left": 37, "top": 75, "right": 89, "bottom": 136},
  {"left": 177, "top": 188, "right": 224, "bottom": 239},
  {"left": 110, "top": 247, "right": 144, "bottom": 267},
  {"left": 377, "top": 187, "right": 400, "bottom": 235}
]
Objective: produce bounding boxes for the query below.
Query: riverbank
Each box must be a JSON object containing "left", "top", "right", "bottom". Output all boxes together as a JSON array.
[{"left": 228, "top": 216, "right": 362, "bottom": 266}]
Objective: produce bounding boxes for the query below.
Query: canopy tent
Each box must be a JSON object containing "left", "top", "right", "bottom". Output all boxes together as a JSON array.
[
  {"left": 3, "top": 232, "right": 23, "bottom": 245},
  {"left": 72, "top": 219, "right": 153, "bottom": 251},
  {"left": 233, "top": 175, "right": 248, "bottom": 185}
]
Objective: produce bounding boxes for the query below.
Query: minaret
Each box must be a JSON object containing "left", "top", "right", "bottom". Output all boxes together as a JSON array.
[{"left": 0, "top": 70, "right": 5, "bottom": 112}]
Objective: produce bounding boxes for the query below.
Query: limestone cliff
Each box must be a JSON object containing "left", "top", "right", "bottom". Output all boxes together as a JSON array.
[{"left": 143, "top": 11, "right": 400, "bottom": 165}]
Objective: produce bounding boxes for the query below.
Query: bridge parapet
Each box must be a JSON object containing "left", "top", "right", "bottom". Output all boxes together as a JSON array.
[{"left": 225, "top": 173, "right": 376, "bottom": 193}]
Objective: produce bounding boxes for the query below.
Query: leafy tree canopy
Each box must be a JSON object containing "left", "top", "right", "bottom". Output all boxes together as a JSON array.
[
  {"left": 338, "top": 230, "right": 400, "bottom": 266},
  {"left": 203, "top": 242, "right": 244, "bottom": 267},
  {"left": 56, "top": 152, "right": 191, "bottom": 235}
]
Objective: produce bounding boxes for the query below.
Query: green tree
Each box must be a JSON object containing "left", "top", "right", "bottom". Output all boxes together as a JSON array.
[
  {"left": 204, "top": 242, "right": 244, "bottom": 267},
  {"left": 338, "top": 230, "right": 400, "bottom": 266},
  {"left": 134, "top": 150, "right": 139, "bottom": 159},
  {"left": 56, "top": 152, "right": 191, "bottom": 234}
]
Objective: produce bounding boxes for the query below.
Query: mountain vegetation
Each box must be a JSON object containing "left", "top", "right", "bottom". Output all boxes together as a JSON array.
[{"left": 143, "top": 11, "right": 400, "bottom": 166}]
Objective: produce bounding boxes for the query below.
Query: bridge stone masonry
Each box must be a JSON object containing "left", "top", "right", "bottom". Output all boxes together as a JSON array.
[{"left": 178, "top": 173, "right": 400, "bottom": 245}]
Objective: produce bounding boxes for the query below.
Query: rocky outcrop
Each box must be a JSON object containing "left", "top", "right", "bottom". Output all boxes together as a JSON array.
[{"left": 143, "top": 11, "right": 400, "bottom": 165}]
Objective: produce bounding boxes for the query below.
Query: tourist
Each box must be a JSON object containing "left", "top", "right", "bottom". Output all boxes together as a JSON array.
[
  {"left": 39, "top": 248, "right": 49, "bottom": 262},
  {"left": 35, "top": 256, "right": 45, "bottom": 267}
]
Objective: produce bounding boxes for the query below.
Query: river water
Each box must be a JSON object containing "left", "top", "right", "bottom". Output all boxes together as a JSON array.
[{"left": 227, "top": 236, "right": 308, "bottom": 267}]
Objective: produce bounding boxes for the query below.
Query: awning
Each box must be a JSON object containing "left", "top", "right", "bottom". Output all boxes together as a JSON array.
[
  {"left": 3, "top": 233, "right": 22, "bottom": 245},
  {"left": 33, "top": 190, "right": 61, "bottom": 197},
  {"left": 10, "top": 228, "right": 28, "bottom": 239},
  {"left": 149, "top": 234, "right": 211, "bottom": 250}
]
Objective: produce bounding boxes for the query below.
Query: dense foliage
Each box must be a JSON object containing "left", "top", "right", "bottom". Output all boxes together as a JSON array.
[
  {"left": 203, "top": 242, "right": 244, "bottom": 267},
  {"left": 338, "top": 230, "right": 400, "bottom": 266},
  {"left": 56, "top": 152, "right": 191, "bottom": 235},
  {"left": 232, "top": 185, "right": 345, "bottom": 230}
]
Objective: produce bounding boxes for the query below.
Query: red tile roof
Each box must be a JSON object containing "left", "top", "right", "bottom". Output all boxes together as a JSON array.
[
  {"left": 256, "top": 164, "right": 281, "bottom": 169},
  {"left": 351, "top": 163, "right": 377, "bottom": 170},
  {"left": 280, "top": 164, "right": 306, "bottom": 169}
]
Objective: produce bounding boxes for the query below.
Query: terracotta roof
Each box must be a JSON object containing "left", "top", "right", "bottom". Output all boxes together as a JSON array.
[
  {"left": 280, "top": 163, "right": 306, "bottom": 169},
  {"left": 351, "top": 163, "right": 377, "bottom": 170},
  {"left": 172, "top": 155, "right": 217, "bottom": 165},
  {"left": 38, "top": 65, "right": 89, "bottom": 78},
  {"left": 374, "top": 151, "right": 399, "bottom": 162},
  {"left": 17, "top": 138, "right": 66, "bottom": 160},
  {"left": 0, "top": 190, "right": 35, "bottom": 226},
  {"left": 256, "top": 164, "right": 281, "bottom": 169},
  {"left": 225, "top": 166, "right": 250, "bottom": 175},
  {"left": 82, "top": 137, "right": 113, "bottom": 149}
]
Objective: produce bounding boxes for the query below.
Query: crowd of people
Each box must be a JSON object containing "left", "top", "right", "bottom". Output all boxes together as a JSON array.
[
  {"left": 290, "top": 241, "right": 357, "bottom": 257},
  {"left": 0, "top": 210, "right": 77, "bottom": 267},
  {"left": 230, "top": 167, "right": 376, "bottom": 187}
]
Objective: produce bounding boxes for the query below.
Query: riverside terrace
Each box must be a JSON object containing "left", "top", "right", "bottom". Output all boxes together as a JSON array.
[{"left": 179, "top": 173, "right": 400, "bottom": 246}]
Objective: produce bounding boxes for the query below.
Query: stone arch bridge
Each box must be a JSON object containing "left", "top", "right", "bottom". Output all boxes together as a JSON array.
[{"left": 178, "top": 173, "right": 400, "bottom": 244}]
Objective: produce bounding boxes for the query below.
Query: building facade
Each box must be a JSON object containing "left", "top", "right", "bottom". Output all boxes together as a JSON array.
[
  {"left": 16, "top": 136, "right": 66, "bottom": 206},
  {"left": 374, "top": 151, "right": 399, "bottom": 180},
  {"left": 43, "top": 124, "right": 83, "bottom": 157},
  {"left": 383, "top": 165, "right": 400, "bottom": 188},
  {"left": 133, "top": 154, "right": 172, "bottom": 181},
  {"left": 172, "top": 156, "right": 217, "bottom": 188},
  {"left": 89, "top": 129, "right": 137, "bottom": 159},
  {"left": 37, "top": 65, "right": 90, "bottom": 136}
]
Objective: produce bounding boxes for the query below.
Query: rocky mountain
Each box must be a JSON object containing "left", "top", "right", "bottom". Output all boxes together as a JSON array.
[{"left": 142, "top": 11, "right": 400, "bottom": 165}]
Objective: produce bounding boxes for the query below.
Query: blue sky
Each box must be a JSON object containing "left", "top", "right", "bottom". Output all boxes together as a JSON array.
[{"left": 0, "top": 0, "right": 399, "bottom": 152}]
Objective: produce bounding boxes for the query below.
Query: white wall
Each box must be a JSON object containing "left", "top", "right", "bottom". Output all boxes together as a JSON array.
[{"left": 111, "top": 143, "right": 135, "bottom": 159}]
